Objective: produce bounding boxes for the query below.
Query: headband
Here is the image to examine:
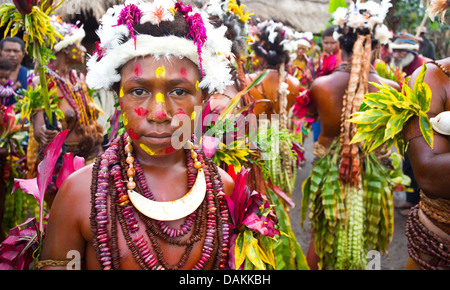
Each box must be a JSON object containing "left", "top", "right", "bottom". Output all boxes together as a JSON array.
[
  {"left": 86, "top": 0, "right": 234, "bottom": 94},
  {"left": 51, "top": 16, "right": 86, "bottom": 52}
]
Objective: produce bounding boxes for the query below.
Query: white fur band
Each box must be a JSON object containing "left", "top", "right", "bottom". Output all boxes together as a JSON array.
[
  {"left": 53, "top": 27, "right": 86, "bottom": 52},
  {"left": 389, "top": 42, "right": 419, "bottom": 52},
  {"left": 86, "top": 34, "right": 233, "bottom": 94}
]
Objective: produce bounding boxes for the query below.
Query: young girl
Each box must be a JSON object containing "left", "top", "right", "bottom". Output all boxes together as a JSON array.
[
  {"left": 38, "top": 0, "right": 235, "bottom": 270},
  {"left": 0, "top": 57, "right": 20, "bottom": 107}
]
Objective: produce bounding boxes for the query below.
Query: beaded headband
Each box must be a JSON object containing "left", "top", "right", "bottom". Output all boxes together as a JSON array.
[{"left": 86, "top": 0, "right": 234, "bottom": 94}]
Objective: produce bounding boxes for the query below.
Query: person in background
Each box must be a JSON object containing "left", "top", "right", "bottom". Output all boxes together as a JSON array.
[
  {"left": 0, "top": 37, "right": 29, "bottom": 95},
  {"left": 390, "top": 32, "right": 433, "bottom": 216},
  {"left": 390, "top": 32, "right": 432, "bottom": 77},
  {"left": 416, "top": 26, "right": 436, "bottom": 60},
  {"left": 0, "top": 57, "right": 20, "bottom": 106},
  {"left": 312, "top": 26, "right": 342, "bottom": 142}
]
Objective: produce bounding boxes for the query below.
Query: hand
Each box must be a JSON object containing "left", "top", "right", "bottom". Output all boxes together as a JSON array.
[
  {"left": 35, "top": 123, "right": 62, "bottom": 144},
  {"left": 13, "top": 81, "right": 22, "bottom": 91}
]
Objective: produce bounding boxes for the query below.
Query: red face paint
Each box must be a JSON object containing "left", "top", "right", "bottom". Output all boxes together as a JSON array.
[
  {"left": 180, "top": 67, "right": 187, "bottom": 78},
  {"left": 176, "top": 108, "right": 186, "bottom": 115},
  {"left": 128, "top": 128, "right": 140, "bottom": 140},
  {"left": 134, "top": 63, "right": 142, "bottom": 77},
  {"left": 165, "top": 146, "right": 176, "bottom": 154},
  {"left": 135, "top": 107, "right": 148, "bottom": 116},
  {"left": 155, "top": 110, "right": 167, "bottom": 119}
]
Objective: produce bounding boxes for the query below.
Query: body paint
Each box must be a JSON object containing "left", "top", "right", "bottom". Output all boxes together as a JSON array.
[
  {"left": 134, "top": 63, "right": 142, "bottom": 77},
  {"left": 119, "top": 87, "right": 124, "bottom": 98},
  {"left": 140, "top": 143, "right": 156, "bottom": 156},
  {"left": 195, "top": 80, "right": 200, "bottom": 91},
  {"left": 122, "top": 111, "right": 129, "bottom": 126},
  {"left": 155, "top": 110, "right": 168, "bottom": 119},
  {"left": 128, "top": 128, "right": 140, "bottom": 140},
  {"left": 135, "top": 107, "right": 148, "bottom": 116},
  {"left": 155, "top": 92, "right": 165, "bottom": 104},
  {"left": 165, "top": 146, "right": 176, "bottom": 154},
  {"left": 156, "top": 66, "right": 166, "bottom": 79},
  {"left": 176, "top": 108, "right": 186, "bottom": 116},
  {"left": 180, "top": 67, "right": 187, "bottom": 78}
]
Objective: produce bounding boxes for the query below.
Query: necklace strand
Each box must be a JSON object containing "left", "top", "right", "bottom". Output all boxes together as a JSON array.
[{"left": 90, "top": 134, "right": 231, "bottom": 270}]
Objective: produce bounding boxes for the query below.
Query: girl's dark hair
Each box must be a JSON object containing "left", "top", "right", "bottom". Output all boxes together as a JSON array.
[
  {"left": 0, "top": 57, "right": 14, "bottom": 71},
  {"left": 252, "top": 22, "right": 289, "bottom": 67}
]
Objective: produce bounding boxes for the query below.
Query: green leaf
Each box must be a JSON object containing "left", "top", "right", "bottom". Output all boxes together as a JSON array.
[
  {"left": 234, "top": 232, "right": 246, "bottom": 270},
  {"left": 418, "top": 111, "right": 434, "bottom": 149},
  {"left": 417, "top": 82, "right": 432, "bottom": 112},
  {"left": 244, "top": 230, "right": 266, "bottom": 270},
  {"left": 384, "top": 110, "right": 411, "bottom": 141},
  {"left": 328, "top": 0, "right": 347, "bottom": 13},
  {"left": 413, "top": 64, "right": 427, "bottom": 94}
]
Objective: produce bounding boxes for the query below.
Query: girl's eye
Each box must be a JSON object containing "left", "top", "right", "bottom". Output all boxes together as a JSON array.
[
  {"left": 131, "top": 89, "right": 148, "bottom": 97},
  {"left": 171, "top": 89, "right": 187, "bottom": 96}
]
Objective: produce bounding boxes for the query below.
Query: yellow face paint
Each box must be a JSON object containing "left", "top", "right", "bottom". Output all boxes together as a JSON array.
[
  {"left": 195, "top": 80, "right": 200, "bottom": 91},
  {"left": 155, "top": 92, "right": 165, "bottom": 104},
  {"left": 119, "top": 87, "right": 124, "bottom": 98},
  {"left": 156, "top": 66, "right": 166, "bottom": 79},
  {"left": 122, "top": 111, "right": 128, "bottom": 126},
  {"left": 190, "top": 111, "right": 196, "bottom": 121},
  {"left": 140, "top": 143, "right": 156, "bottom": 156}
]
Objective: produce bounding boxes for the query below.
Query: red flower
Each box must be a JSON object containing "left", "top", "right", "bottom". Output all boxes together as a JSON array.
[{"left": 224, "top": 167, "right": 279, "bottom": 238}]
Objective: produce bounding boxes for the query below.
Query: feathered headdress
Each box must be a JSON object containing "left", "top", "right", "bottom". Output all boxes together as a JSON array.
[
  {"left": 427, "top": 0, "right": 450, "bottom": 23},
  {"left": 86, "top": 0, "right": 233, "bottom": 94},
  {"left": 332, "top": 0, "right": 392, "bottom": 45}
]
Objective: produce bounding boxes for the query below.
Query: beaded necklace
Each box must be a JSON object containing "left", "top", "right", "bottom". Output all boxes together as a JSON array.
[
  {"left": 90, "top": 134, "right": 231, "bottom": 270},
  {"left": 46, "top": 65, "right": 96, "bottom": 134},
  {"left": 430, "top": 60, "right": 450, "bottom": 80}
]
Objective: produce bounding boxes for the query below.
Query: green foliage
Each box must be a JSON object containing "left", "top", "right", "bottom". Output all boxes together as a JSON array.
[
  {"left": 300, "top": 139, "right": 408, "bottom": 269},
  {"left": 349, "top": 64, "right": 433, "bottom": 157},
  {"left": 328, "top": 0, "right": 347, "bottom": 13},
  {"left": 16, "top": 84, "right": 64, "bottom": 121}
]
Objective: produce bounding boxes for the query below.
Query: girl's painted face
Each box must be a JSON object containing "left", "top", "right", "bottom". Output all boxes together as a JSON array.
[
  {"left": 119, "top": 55, "right": 203, "bottom": 157},
  {"left": 66, "top": 43, "right": 86, "bottom": 64}
]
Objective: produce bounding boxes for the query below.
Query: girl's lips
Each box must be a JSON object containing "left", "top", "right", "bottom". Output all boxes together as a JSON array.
[{"left": 142, "top": 133, "right": 174, "bottom": 145}]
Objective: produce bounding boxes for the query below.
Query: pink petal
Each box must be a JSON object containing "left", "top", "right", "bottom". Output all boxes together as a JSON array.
[
  {"left": 12, "top": 178, "right": 39, "bottom": 203},
  {"left": 36, "top": 130, "right": 69, "bottom": 202}
]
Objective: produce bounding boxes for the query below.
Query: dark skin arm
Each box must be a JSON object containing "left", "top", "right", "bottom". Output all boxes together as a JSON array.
[{"left": 404, "top": 59, "right": 450, "bottom": 199}]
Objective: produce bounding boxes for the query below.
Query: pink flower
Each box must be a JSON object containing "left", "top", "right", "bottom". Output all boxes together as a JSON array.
[
  {"left": 115, "top": 4, "right": 143, "bottom": 49},
  {"left": 0, "top": 218, "right": 40, "bottom": 270},
  {"left": 174, "top": 2, "right": 207, "bottom": 75},
  {"left": 224, "top": 167, "right": 279, "bottom": 238}
]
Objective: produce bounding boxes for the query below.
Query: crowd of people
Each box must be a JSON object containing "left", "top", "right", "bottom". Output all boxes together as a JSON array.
[{"left": 0, "top": 0, "right": 448, "bottom": 271}]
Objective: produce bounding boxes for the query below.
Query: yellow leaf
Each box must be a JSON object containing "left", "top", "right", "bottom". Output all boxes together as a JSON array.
[{"left": 234, "top": 232, "right": 247, "bottom": 270}]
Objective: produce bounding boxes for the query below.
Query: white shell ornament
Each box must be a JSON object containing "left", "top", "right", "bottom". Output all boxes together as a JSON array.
[
  {"left": 430, "top": 111, "right": 450, "bottom": 136},
  {"left": 128, "top": 168, "right": 207, "bottom": 221}
]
